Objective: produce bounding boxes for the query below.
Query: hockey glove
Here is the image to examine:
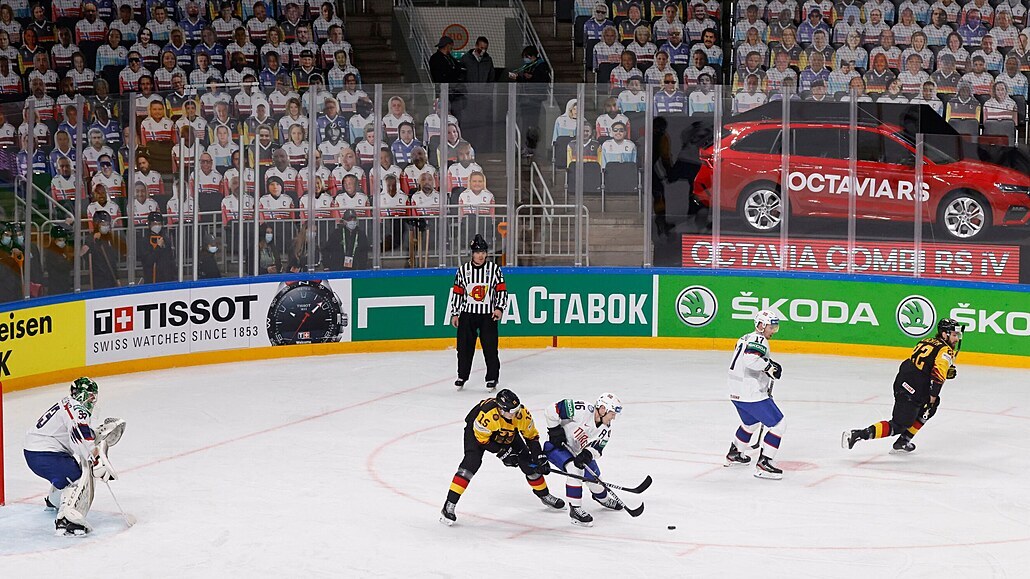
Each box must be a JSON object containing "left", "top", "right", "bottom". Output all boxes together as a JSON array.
[
  {"left": 764, "top": 360, "right": 782, "bottom": 380},
  {"left": 547, "top": 426, "right": 567, "bottom": 448},
  {"left": 572, "top": 449, "right": 594, "bottom": 470},
  {"left": 535, "top": 453, "right": 551, "bottom": 475},
  {"left": 91, "top": 441, "right": 117, "bottom": 482},
  {"left": 946, "top": 365, "right": 957, "bottom": 380},
  {"left": 497, "top": 446, "right": 519, "bottom": 468},
  {"left": 921, "top": 397, "right": 941, "bottom": 422}
]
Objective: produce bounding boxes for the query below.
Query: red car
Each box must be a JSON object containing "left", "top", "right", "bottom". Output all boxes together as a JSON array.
[{"left": 693, "top": 121, "right": 1030, "bottom": 241}]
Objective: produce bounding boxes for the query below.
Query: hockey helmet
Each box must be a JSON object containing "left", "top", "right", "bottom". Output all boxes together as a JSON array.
[
  {"left": 147, "top": 211, "right": 165, "bottom": 225},
  {"left": 936, "top": 318, "right": 963, "bottom": 345},
  {"left": 495, "top": 389, "right": 521, "bottom": 414},
  {"left": 469, "top": 234, "right": 488, "bottom": 253},
  {"left": 755, "top": 310, "right": 780, "bottom": 332},
  {"left": 70, "top": 377, "right": 99, "bottom": 413},
  {"left": 595, "top": 392, "right": 623, "bottom": 416}
]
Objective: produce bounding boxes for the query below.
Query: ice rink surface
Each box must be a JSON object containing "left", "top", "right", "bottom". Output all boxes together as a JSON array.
[{"left": 1, "top": 347, "right": 1028, "bottom": 577}]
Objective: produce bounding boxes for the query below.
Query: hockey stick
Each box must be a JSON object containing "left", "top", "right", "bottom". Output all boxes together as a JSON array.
[
  {"left": 550, "top": 467, "right": 652, "bottom": 494},
  {"left": 103, "top": 480, "right": 133, "bottom": 528},
  {"left": 752, "top": 380, "right": 774, "bottom": 449},
  {"left": 562, "top": 444, "right": 644, "bottom": 517}
]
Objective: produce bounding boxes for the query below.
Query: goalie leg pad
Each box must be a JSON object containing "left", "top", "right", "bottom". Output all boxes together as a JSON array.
[
  {"left": 57, "top": 459, "right": 95, "bottom": 528},
  {"left": 96, "top": 418, "right": 126, "bottom": 447}
]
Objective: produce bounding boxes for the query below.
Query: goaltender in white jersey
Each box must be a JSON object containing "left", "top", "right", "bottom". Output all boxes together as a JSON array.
[
  {"left": 543, "top": 394, "right": 624, "bottom": 526},
  {"left": 23, "top": 377, "right": 126, "bottom": 536}
]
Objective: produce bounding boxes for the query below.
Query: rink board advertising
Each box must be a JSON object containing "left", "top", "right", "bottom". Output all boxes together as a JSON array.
[
  {"left": 86, "top": 279, "right": 353, "bottom": 365},
  {"left": 0, "top": 268, "right": 1027, "bottom": 384},
  {"left": 681, "top": 235, "right": 1021, "bottom": 284},
  {"left": 658, "top": 274, "right": 1029, "bottom": 357},
  {"left": 351, "top": 272, "right": 654, "bottom": 341}
]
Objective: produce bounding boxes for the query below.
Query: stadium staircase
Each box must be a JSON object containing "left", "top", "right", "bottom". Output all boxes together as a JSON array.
[{"left": 345, "top": 4, "right": 404, "bottom": 83}]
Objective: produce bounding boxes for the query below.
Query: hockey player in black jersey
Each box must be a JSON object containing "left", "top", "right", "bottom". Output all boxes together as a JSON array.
[
  {"left": 843, "top": 318, "right": 962, "bottom": 454},
  {"left": 440, "top": 389, "right": 564, "bottom": 525}
]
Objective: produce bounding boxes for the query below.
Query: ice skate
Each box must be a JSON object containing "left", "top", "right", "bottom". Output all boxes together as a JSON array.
[
  {"left": 440, "top": 501, "right": 457, "bottom": 526},
  {"left": 539, "top": 494, "right": 565, "bottom": 510},
  {"left": 570, "top": 505, "right": 594, "bottom": 527},
  {"left": 754, "top": 452, "right": 783, "bottom": 480},
  {"left": 725, "top": 443, "right": 752, "bottom": 466}
]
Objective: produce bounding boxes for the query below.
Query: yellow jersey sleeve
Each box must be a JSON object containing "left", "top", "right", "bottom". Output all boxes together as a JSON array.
[{"left": 930, "top": 346, "right": 955, "bottom": 385}]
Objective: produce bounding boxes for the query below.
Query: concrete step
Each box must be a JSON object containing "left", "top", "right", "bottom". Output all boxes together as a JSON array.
[{"left": 588, "top": 250, "right": 646, "bottom": 267}]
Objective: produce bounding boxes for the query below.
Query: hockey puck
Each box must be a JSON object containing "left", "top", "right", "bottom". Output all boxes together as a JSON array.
[{"left": 667, "top": 525, "right": 676, "bottom": 530}]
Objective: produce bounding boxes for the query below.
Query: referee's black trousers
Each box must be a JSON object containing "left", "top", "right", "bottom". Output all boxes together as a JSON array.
[{"left": 457, "top": 312, "right": 500, "bottom": 382}]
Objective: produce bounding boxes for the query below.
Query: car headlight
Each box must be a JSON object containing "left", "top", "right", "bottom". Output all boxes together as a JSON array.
[{"left": 995, "top": 183, "right": 1030, "bottom": 194}]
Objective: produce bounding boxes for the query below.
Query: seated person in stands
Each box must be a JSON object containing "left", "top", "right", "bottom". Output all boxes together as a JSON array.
[
  {"left": 863, "top": 53, "right": 896, "bottom": 94},
  {"left": 682, "top": 50, "right": 714, "bottom": 89},
  {"left": 596, "top": 97, "right": 629, "bottom": 141},
  {"left": 457, "top": 171, "right": 495, "bottom": 216},
  {"left": 609, "top": 51, "right": 640, "bottom": 90},
  {"left": 910, "top": 81, "right": 944, "bottom": 114},
  {"left": 653, "top": 73, "right": 687, "bottom": 114},
  {"left": 828, "top": 60, "right": 860, "bottom": 94},
  {"left": 566, "top": 123, "right": 600, "bottom": 166},
  {"left": 733, "top": 74, "right": 768, "bottom": 113},
  {"left": 627, "top": 26, "right": 657, "bottom": 67},
  {"left": 645, "top": 50, "right": 675, "bottom": 85},
  {"left": 617, "top": 3, "right": 645, "bottom": 43},
  {"left": 931, "top": 53, "right": 962, "bottom": 96},
  {"left": 584, "top": 2, "right": 612, "bottom": 42},
  {"left": 736, "top": 25, "right": 768, "bottom": 68},
  {"left": 599, "top": 121, "right": 636, "bottom": 168},
  {"left": 687, "top": 74, "right": 715, "bottom": 115},
  {"left": 658, "top": 25, "right": 691, "bottom": 65},
  {"left": 839, "top": 76, "right": 873, "bottom": 102},
  {"left": 878, "top": 77, "right": 909, "bottom": 103},
  {"left": 807, "top": 79, "right": 832, "bottom": 102},
  {"left": 593, "top": 25, "right": 623, "bottom": 69},
  {"left": 799, "top": 52, "right": 831, "bottom": 92},
  {"left": 617, "top": 77, "right": 647, "bottom": 113},
  {"left": 654, "top": 3, "right": 683, "bottom": 43}
]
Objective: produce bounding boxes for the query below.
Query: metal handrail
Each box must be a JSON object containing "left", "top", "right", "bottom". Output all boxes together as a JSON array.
[
  {"left": 513, "top": 203, "right": 588, "bottom": 266},
  {"left": 17, "top": 180, "right": 78, "bottom": 222},
  {"left": 395, "top": 0, "right": 435, "bottom": 85},
  {"left": 528, "top": 161, "right": 555, "bottom": 219}
]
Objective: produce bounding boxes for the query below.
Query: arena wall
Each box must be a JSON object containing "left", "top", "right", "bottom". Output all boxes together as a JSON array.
[{"left": 1, "top": 268, "right": 1026, "bottom": 392}]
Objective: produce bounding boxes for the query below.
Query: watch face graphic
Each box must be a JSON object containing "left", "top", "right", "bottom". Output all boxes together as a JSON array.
[{"left": 267, "top": 280, "right": 348, "bottom": 346}]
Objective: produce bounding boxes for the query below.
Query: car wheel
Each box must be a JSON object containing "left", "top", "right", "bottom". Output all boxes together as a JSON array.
[
  {"left": 936, "top": 191, "right": 991, "bottom": 241},
  {"left": 738, "top": 184, "right": 782, "bottom": 233}
]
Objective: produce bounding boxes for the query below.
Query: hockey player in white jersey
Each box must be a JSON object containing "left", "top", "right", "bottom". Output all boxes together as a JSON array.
[
  {"left": 725, "top": 311, "right": 785, "bottom": 480},
  {"left": 23, "top": 377, "right": 126, "bottom": 536},
  {"left": 543, "top": 393, "right": 623, "bottom": 526}
]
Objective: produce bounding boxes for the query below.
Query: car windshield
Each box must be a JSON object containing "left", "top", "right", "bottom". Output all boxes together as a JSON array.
[{"left": 892, "top": 132, "right": 958, "bottom": 165}]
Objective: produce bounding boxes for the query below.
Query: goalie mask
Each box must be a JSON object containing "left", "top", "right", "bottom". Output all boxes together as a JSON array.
[{"left": 70, "top": 377, "right": 99, "bottom": 413}]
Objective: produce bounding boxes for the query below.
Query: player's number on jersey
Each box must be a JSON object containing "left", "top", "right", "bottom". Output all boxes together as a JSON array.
[
  {"left": 36, "top": 403, "right": 60, "bottom": 429},
  {"left": 912, "top": 344, "right": 935, "bottom": 371},
  {"left": 729, "top": 343, "right": 743, "bottom": 370}
]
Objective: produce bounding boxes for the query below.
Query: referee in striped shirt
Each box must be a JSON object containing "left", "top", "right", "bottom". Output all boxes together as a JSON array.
[{"left": 451, "top": 234, "right": 508, "bottom": 390}]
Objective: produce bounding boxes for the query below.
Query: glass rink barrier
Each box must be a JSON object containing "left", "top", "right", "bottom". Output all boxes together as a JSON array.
[{"left": 1, "top": 80, "right": 1028, "bottom": 305}]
